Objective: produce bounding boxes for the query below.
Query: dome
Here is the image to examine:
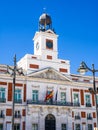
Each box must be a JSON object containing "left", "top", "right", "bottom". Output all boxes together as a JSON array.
[{"left": 39, "top": 13, "right": 52, "bottom": 25}]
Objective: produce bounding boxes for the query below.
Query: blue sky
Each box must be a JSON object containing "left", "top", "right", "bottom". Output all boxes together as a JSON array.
[{"left": 0, "top": 0, "right": 98, "bottom": 76}]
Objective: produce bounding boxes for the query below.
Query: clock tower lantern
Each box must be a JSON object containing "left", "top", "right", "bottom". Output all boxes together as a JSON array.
[{"left": 33, "top": 13, "right": 58, "bottom": 60}]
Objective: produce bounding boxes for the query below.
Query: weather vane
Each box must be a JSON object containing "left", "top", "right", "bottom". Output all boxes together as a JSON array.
[{"left": 43, "top": 7, "right": 46, "bottom": 13}]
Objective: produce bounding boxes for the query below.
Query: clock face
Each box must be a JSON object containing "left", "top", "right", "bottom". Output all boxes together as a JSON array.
[
  {"left": 46, "top": 40, "right": 53, "bottom": 49},
  {"left": 36, "top": 42, "right": 39, "bottom": 50}
]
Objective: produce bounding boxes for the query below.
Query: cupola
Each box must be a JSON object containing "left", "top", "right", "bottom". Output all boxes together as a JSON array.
[{"left": 39, "top": 13, "right": 52, "bottom": 31}]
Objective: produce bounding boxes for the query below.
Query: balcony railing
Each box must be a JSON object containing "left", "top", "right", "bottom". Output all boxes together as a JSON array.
[
  {"left": 87, "top": 117, "right": 92, "bottom": 120},
  {"left": 14, "top": 99, "right": 22, "bottom": 104},
  {"left": 0, "top": 98, "right": 6, "bottom": 103},
  {"left": 75, "top": 116, "right": 81, "bottom": 120},
  {"left": 86, "top": 103, "right": 91, "bottom": 107},
  {"left": 27, "top": 100, "right": 80, "bottom": 107},
  {"left": 14, "top": 114, "right": 21, "bottom": 118},
  {"left": 0, "top": 114, "right": 5, "bottom": 118}
]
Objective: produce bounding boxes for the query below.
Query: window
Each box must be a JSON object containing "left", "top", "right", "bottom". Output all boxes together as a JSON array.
[
  {"left": 87, "top": 113, "right": 92, "bottom": 120},
  {"left": 32, "top": 90, "right": 38, "bottom": 102},
  {"left": 96, "top": 95, "right": 98, "bottom": 104},
  {"left": 32, "top": 124, "right": 38, "bottom": 130},
  {"left": 0, "top": 88, "right": 5, "bottom": 102},
  {"left": 75, "top": 124, "right": 81, "bottom": 130},
  {"left": 0, "top": 124, "right": 3, "bottom": 130},
  {"left": 85, "top": 94, "right": 91, "bottom": 106},
  {"left": 88, "top": 124, "right": 93, "bottom": 130},
  {"left": 61, "top": 92, "right": 66, "bottom": 104},
  {"left": 61, "top": 124, "right": 66, "bottom": 130},
  {"left": 15, "top": 89, "right": 22, "bottom": 103},
  {"left": 75, "top": 112, "right": 80, "bottom": 119},
  {"left": 0, "top": 110, "right": 4, "bottom": 118},
  {"left": 73, "top": 93, "right": 79, "bottom": 104},
  {"left": 14, "top": 124, "right": 20, "bottom": 130},
  {"left": 15, "top": 110, "right": 21, "bottom": 118}
]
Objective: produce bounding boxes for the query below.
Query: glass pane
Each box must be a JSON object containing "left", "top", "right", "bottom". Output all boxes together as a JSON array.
[
  {"left": 32, "top": 124, "right": 38, "bottom": 130},
  {"left": 0, "top": 88, "right": 5, "bottom": 99},
  {"left": 2, "top": 92, "right": 5, "bottom": 98},
  {"left": 76, "top": 124, "right": 80, "bottom": 130},
  {"left": 32, "top": 90, "right": 38, "bottom": 101},
  {"left": 88, "top": 124, "right": 92, "bottom": 130},
  {"left": 97, "top": 95, "right": 98, "bottom": 104},
  {"left": 15, "top": 89, "right": 21, "bottom": 100},
  {"left": 14, "top": 124, "right": 20, "bottom": 130},
  {"left": 0, "top": 124, "right": 3, "bottom": 130},
  {"left": 61, "top": 92, "right": 66, "bottom": 103},
  {"left": 85, "top": 95, "right": 90, "bottom": 103},
  {"left": 18, "top": 94, "right": 21, "bottom": 99},
  {"left": 62, "top": 124, "right": 66, "bottom": 130},
  {"left": 74, "top": 94, "right": 79, "bottom": 103}
]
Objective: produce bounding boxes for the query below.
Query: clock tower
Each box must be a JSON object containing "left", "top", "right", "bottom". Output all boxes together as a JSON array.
[
  {"left": 33, "top": 13, "right": 58, "bottom": 60},
  {"left": 18, "top": 12, "right": 70, "bottom": 75}
]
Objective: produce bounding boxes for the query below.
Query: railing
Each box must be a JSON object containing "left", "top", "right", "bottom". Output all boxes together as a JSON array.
[
  {"left": 75, "top": 116, "right": 81, "bottom": 120},
  {"left": 14, "top": 99, "right": 22, "bottom": 104},
  {"left": 14, "top": 114, "right": 21, "bottom": 118},
  {"left": 87, "top": 117, "right": 92, "bottom": 120},
  {"left": 86, "top": 103, "right": 91, "bottom": 107},
  {"left": 0, "top": 98, "right": 6, "bottom": 103},
  {"left": 0, "top": 114, "right": 5, "bottom": 118},
  {"left": 27, "top": 100, "right": 80, "bottom": 107}
]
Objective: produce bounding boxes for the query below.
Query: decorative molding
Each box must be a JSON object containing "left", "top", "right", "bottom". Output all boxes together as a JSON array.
[
  {"left": 40, "top": 107, "right": 44, "bottom": 115},
  {"left": 48, "top": 107, "right": 53, "bottom": 113},
  {"left": 60, "top": 87, "right": 66, "bottom": 90},
  {"left": 32, "top": 85, "right": 40, "bottom": 89},
  {"left": 57, "top": 108, "right": 61, "bottom": 116},
  {"left": 33, "top": 70, "right": 67, "bottom": 81}
]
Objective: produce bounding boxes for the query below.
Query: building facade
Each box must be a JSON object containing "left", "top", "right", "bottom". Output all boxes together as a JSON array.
[{"left": 0, "top": 13, "right": 97, "bottom": 130}]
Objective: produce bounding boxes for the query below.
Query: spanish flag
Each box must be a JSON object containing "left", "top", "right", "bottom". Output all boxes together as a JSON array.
[{"left": 44, "top": 90, "right": 53, "bottom": 101}]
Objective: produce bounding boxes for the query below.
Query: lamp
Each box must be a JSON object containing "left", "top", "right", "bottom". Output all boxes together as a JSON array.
[
  {"left": 7, "top": 55, "right": 24, "bottom": 130},
  {"left": 77, "top": 61, "right": 98, "bottom": 128}
]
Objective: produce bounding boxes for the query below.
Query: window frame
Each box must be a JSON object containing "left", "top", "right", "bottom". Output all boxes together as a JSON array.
[
  {"left": 32, "top": 90, "right": 39, "bottom": 102},
  {"left": 88, "top": 124, "right": 93, "bottom": 130},
  {"left": 61, "top": 123, "right": 67, "bottom": 130},
  {"left": 73, "top": 92, "right": 80, "bottom": 105},
  {"left": 61, "top": 92, "right": 66, "bottom": 103},
  {"left": 0, "top": 87, "right": 5, "bottom": 99},
  {"left": 85, "top": 93, "right": 91, "bottom": 107},
  {"left": 14, "top": 123, "right": 20, "bottom": 130},
  {"left": 32, "top": 124, "right": 38, "bottom": 130},
  {"left": 15, "top": 88, "right": 22, "bottom": 103},
  {"left": 75, "top": 124, "right": 81, "bottom": 130}
]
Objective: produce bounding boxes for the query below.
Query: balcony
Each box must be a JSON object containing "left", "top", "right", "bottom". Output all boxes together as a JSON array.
[
  {"left": 0, "top": 98, "right": 6, "bottom": 103},
  {"left": 14, "top": 99, "right": 22, "bottom": 104},
  {"left": 0, "top": 114, "right": 5, "bottom": 118},
  {"left": 87, "top": 117, "right": 92, "bottom": 120},
  {"left": 27, "top": 100, "right": 80, "bottom": 107},
  {"left": 86, "top": 103, "right": 91, "bottom": 107},
  {"left": 75, "top": 115, "right": 81, "bottom": 120},
  {"left": 14, "top": 114, "right": 21, "bottom": 118}
]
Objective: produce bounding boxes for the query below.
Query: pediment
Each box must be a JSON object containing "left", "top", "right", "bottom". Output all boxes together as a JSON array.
[{"left": 28, "top": 67, "right": 72, "bottom": 82}]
